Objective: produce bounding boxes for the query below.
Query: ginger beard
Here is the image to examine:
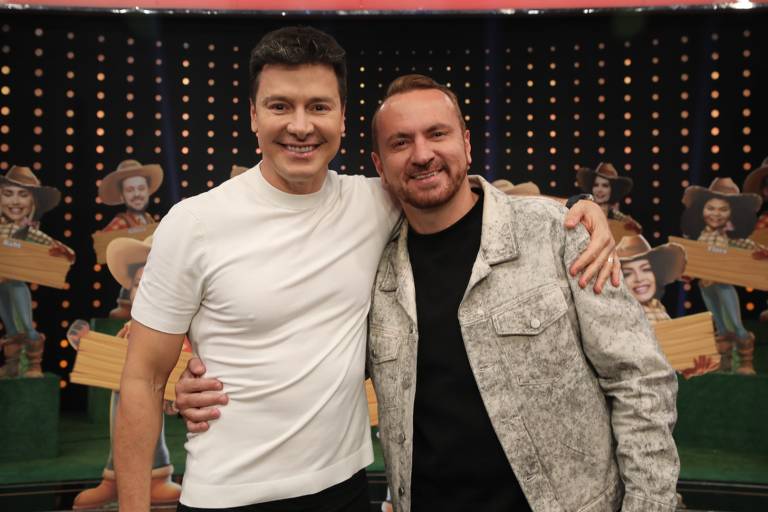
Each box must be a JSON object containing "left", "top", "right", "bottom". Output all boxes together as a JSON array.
[
  {"left": 372, "top": 89, "right": 471, "bottom": 211},
  {"left": 120, "top": 176, "right": 150, "bottom": 214}
]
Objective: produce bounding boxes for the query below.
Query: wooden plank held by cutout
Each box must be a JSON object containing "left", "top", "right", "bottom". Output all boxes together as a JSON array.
[
  {"left": 70, "top": 330, "right": 191, "bottom": 401},
  {"left": 668, "top": 236, "right": 768, "bottom": 291},
  {"left": 751, "top": 227, "right": 768, "bottom": 247},
  {"left": 92, "top": 223, "right": 157, "bottom": 264},
  {"left": 0, "top": 238, "right": 72, "bottom": 289},
  {"left": 365, "top": 379, "right": 378, "bottom": 427},
  {"left": 608, "top": 219, "right": 639, "bottom": 244},
  {"left": 653, "top": 312, "right": 719, "bottom": 376}
]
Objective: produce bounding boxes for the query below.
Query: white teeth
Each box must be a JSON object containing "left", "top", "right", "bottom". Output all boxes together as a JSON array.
[
  {"left": 413, "top": 171, "right": 438, "bottom": 180},
  {"left": 285, "top": 145, "right": 315, "bottom": 153}
]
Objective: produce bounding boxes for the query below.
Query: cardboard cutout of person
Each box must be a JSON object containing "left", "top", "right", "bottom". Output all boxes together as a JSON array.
[
  {"left": 491, "top": 179, "right": 541, "bottom": 197},
  {"left": 743, "top": 157, "right": 768, "bottom": 322},
  {"left": 71, "top": 235, "right": 181, "bottom": 509},
  {"left": 577, "top": 162, "right": 642, "bottom": 238},
  {"left": 681, "top": 177, "right": 767, "bottom": 375},
  {"left": 96, "top": 160, "right": 164, "bottom": 320},
  {"left": 0, "top": 166, "right": 74, "bottom": 378}
]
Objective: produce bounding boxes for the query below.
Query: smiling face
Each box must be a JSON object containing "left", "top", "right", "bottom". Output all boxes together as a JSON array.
[
  {"left": 371, "top": 88, "right": 471, "bottom": 211},
  {"left": 120, "top": 176, "right": 150, "bottom": 213},
  {"left": 250, "top": 63, "right": 345, "bottom": 194},
  {"left": 702, "top": 197, "right": 732, "bottom": 230},
  {"left": 592, "top": 176, "right": 612, "bottom": 205},
  {"left": 0, "top": 185, "right": 35, "bottom": 224},
  {"left": 622, "top": 258, "right": 657, "bottom": 305}
]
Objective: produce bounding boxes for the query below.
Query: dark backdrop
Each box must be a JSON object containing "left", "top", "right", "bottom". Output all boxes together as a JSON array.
[{"left": 0, "top": 8, "right": 766, "bottom": 410}]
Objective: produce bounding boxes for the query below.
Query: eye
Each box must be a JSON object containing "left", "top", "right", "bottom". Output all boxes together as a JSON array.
[
  {"left": 268, "top": 102, "right": 288, "bottom": 112},
  {"left": 310, "top": 103, "right": 331, "bottom": 112}
]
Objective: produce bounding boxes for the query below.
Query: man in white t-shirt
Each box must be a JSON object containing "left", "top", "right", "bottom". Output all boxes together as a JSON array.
[{"left": 116, "top": 27, "right": 619, "bottom": 512}]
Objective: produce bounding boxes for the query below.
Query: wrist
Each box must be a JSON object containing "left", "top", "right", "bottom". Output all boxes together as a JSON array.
[{"left": 565, "top": 193, "right": 594, "bottom": 209}]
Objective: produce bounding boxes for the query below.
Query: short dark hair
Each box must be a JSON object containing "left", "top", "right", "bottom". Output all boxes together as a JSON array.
[
  {"left": 249, "top": 26, "right": 347, "bottom": 104},
  {"left": 371, "top": 74, "right": 466, "bottom": 153}
]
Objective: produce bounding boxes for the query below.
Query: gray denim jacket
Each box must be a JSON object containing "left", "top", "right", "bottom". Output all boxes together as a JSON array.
[{"left": 367, "top": 176, "right": 679, "bottom": 512}]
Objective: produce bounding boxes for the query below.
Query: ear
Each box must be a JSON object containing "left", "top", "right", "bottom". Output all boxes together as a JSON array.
[
  {"left": 371, "top": 151, "right": 388, "bottom": 189},
  {"left": 463, "top": 129, "right": 472, "bottom": 166},
  {"left": 250, "top": 99, "right": 258, "bottom": 135}
]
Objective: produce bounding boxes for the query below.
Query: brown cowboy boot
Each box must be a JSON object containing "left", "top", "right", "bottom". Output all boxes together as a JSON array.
[
  {"left": 72, "top": 469, "right": 117, "bottom": 510},
  {"left": 735, "top": 332, "right": 756, "bottom": 376},
  {"left": 715, "top": 334, "right": 733, "bottom": 373},
  {"left": 23, "top": 334, "right": 45, "bottom": 378},
  {"left": 0, "top": 336, "right": 23, "bottom": 378},
  {"left": 150, "top": 464, "right": 181, "bottom": 505}
]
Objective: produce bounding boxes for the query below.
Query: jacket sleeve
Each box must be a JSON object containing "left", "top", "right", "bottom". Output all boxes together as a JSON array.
[{"left": 563, "top": 224, "right": 680, "bottom": 512}]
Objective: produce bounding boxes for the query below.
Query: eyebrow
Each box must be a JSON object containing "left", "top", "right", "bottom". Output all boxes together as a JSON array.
[
  {"left": 260, "top": 95, "right": 338, "bottom": 106},
  {"left": 385, "top": 123, "right": 453, "bottom": 143}
]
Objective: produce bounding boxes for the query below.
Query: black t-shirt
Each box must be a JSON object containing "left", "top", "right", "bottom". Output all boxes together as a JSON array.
[{"left": 407, "top": 190, "right": 531, "bottom": 512}]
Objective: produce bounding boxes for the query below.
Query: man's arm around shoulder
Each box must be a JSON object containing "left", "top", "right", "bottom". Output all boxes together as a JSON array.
[
  {"left": 564, "top": 225, "right": 679, "bottom": 512},
  {"left": 114, "top": 320, "right": 185, "bottom": 512}
]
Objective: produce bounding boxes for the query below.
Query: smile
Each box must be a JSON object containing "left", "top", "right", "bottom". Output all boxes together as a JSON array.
[
  {"left": 279, "top": 143, "right": 320, "bottom": 155},
  {"left": 633, "top": 284, "right": 651, "bottom": 295},
  {"left": 410, "top": 167, "right": 444, "bottom": 181}
]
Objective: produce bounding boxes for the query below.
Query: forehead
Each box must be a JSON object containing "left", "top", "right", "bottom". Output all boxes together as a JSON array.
[
  {"left": 256, "top": 63, "right": 340, "bottom": 102},
  {"left": 623, "top": 258, "right": 651, "bottom": 269},
  {"left": 1, "top": 185, "right": 30, "bottom": 195},
  {"left": 377, "top": 89, "right": 460, "bottom": 133},
  {"left": 594, "top": 176, "right": 610, "bottom": 185},
  {"left": 122, "top": 175, "right": 148, "bottom": 187},
  {"left": 704, "top": 197, "right": 729, "bottom": 207}
]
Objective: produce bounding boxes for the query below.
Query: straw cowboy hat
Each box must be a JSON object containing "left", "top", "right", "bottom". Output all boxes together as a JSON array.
[
  {"left": 105, "top": 235, "right": 153, "bottom": 290},
  {"left": 98, "top": 160, "right": 164, "bottom": 206},
  {"left": 743, "top": 157, "right": 768, "bottom": 197},
  {"left": 576, "top": 162, "right": 633, "bottom": 203},
  {"left": 0, "top": 165, "right": 61, "bottom": 219},
  {"left": 617, "top": 235, "right": 686, "bottom": 290},
  {"left": 230, "top": 165, "right": 249, "bottom": 179},
  {"left": 491, "top": 179, "right": 540, "bottom": 196},
  {"left": 682, "top": 177, "right": 762, "bottom": 212}
]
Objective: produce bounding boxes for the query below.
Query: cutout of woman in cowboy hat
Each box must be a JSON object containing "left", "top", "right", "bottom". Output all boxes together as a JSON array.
[
  {"left": 71, "top": 235, "right": 182, "bottom": 509},
  {"left": 743, "top": 157, "right": 768, "bottom": 322},
  {"left": 97, "top": 160, "right": 164, "bottom": 320},
  {"left": 0, "top": 165, "right": 74, "bottom": 378},
  {"left": 681, "top": 177, "right": 768, "bottom": 375},
  {"left": 577, "top": 162, "right": 642, "bottom": 233},
  {"left": 617, "top": 235, "right": 686, "bottom": 324}
]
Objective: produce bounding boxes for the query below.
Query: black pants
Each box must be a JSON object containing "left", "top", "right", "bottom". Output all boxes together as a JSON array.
[{"left": 177, "top": 469, "right": 370, "bottom": 512}]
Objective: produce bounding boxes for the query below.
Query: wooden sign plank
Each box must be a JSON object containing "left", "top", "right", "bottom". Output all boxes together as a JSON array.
[
  {"left": 751, "top": 227, "right": 768, "bottom": 247},
  {"left": 70, "top": 331, "right": 191, "bottom": 401},
  {"left": 653, "top": 312, "right": 719, "bottom": 373},
  {"left": 365, "top": 379, "right": 378, "bottom": 427},
  {"left": 92, "top": 223, "right": 157, "bottom": 264},
  {"left": 668, "top": 236, "right": 768, "bottom": 291},
  {"left": 608, "top": 219, "right": 638, "bottom": 244},
  {"left": 0, "top": 238, "right": 72, "bottom": 289}
]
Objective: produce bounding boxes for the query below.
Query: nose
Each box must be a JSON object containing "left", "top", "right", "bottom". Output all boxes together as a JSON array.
[
  {"left": 286, "top": 110, "right": 314, "bottom": 139},
  {"left": 411, "top": 136, "right": 435, "bottom": 167}
]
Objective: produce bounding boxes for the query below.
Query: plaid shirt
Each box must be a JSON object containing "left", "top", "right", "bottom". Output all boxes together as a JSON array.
[
  {"left": 0, "top": 221, "right": 55, "bottom": 246},
  {"left": 643, "top": 299, "right": 671, "bottom": 325},
  {"left": 101, "top": 211, "right": 155, "bottom": 232},
  {"left": 697, "top": 226, "right": 758, "bottom": 250}
]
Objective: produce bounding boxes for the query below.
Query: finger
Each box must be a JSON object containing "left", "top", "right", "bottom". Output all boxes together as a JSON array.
[
  {"left": 569, "top": 231, "right": 610, "bottom": 278},
  {"left": 176, "top": 373, "right": 222, "bottom": 392},
  {"left": 181, "top": 405, "right": 222, "bottom": 424},
  {"left": 188, "top": 357, "right": 207, "bottom": 376},
  {"left": 563, "top": 204, "right": 583, "bottom": 229},
  {"left": 593, "top": 250, "right": 617, "bottom": 294},
  {"left": 611, "top": 254, "right": 621, "bottom": 287},
  {"left": 580, "top": 242, "right": 613, "bottom": 289},
  {"left": 185, "top": 419, "right": 210, "bottom": 434},
  {"left": 176, "top": 390, "right": 228, "bottom": 410}
]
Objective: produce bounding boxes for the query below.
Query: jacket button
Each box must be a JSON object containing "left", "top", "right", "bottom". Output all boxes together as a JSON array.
[
  {"left": 398, "top": 432, "right": 406, "bottom": 444},
  {"left": 530, "top": 318, "right": 541, "bottom": 329},
  {"left": 371, "top": 348, "right": 377, "bottom": 358},
  {"left": 398, "top": 486, "right": 406, "bottom": 496}
]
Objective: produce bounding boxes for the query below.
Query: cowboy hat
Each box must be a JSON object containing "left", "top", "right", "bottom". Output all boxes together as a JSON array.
[
  {"left": 576, "top": 162, "right": 633, "bottom": 203},
  {"left": 0, "top": 165, "right": 61, "bottom": 219},
  {"left": 681, "top": 177, "right": 762, "bottom": 212},
  {"left": 743, "top": 157, "right": 768, "bottom": 197},
  {"left": 105, "top": 235, "right": 153, "bottom": 290},
  {"left": 491, "top": 179, "right": 540, "bottom": 196},
  {"left": 617, "top": 235, "right": 686, "bottom": 289},
  {"left": 98, "top": 160, "right": 164, "bottom": 206},
  {"left": 230, "top": 165, "right": 250, "bottom": 179}
]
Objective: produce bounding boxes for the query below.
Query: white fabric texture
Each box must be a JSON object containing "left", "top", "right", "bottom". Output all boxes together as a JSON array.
[{"left": 131, "top": 163, "right": 400, "bottom": 508}]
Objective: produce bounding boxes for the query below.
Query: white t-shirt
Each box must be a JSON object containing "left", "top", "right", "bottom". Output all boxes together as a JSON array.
[{"left": 131, "top": 164, "right": 400, "bottom": 508}]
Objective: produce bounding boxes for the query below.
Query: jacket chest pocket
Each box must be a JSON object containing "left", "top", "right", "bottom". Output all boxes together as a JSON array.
[
  {"left": 491, "top": 283, "right": 571, "bottom": 385},
  {"left": 368, "top": 327, "right": 406, "bottom": 412}
]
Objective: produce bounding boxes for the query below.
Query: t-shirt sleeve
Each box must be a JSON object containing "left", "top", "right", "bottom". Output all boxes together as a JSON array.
[{"left": 131, "top": 201, "right": 207, "bottom": 334}]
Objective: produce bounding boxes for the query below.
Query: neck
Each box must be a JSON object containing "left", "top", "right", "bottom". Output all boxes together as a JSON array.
[
  {"left": 403, "top": 178, "right": 478, "bottom": 235},
  {"left": 259, "top": 159, "right": 327, "bottom": 195},
  {"left": 125, "top": 208, "right": 146, "bottom": 217}
]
